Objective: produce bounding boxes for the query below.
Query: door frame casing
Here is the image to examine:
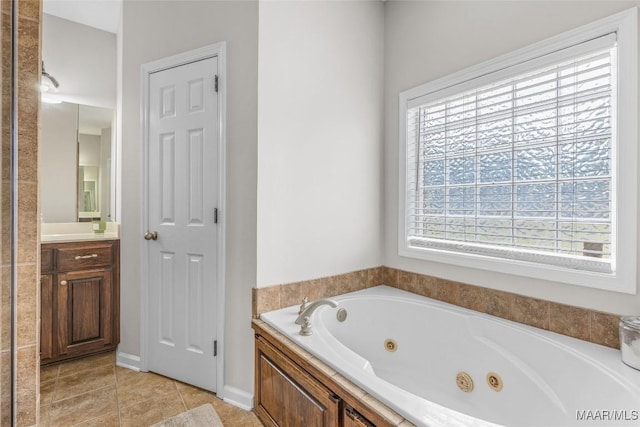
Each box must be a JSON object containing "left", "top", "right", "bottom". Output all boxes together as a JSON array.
[{"left": 139, "top": 42, "right": 227, "bottom": 396}]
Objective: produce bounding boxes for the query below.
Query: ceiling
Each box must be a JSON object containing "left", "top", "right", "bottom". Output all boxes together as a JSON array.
[{"left": 43, "top": 0, "right": 122, "bottom": 34}]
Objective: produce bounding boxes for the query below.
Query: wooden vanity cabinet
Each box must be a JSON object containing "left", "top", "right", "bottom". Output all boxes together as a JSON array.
[
  {"left": 40, "top": 272, "right": 54, "bottom": 360},
  {"left": 254, "top": 324, "right": 388, "bottom": 427},
  {"left": 40, "top": 240, "right": 120, "bottom": 364}
]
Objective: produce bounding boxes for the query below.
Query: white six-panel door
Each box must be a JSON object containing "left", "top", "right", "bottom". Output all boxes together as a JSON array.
[{"left": 146, "top": 56, "right": 219, "bottom": 391}]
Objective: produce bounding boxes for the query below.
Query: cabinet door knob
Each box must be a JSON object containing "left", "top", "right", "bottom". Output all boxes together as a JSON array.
[{"left": 60, "top": 280, "right": 67, "bottom": 286}]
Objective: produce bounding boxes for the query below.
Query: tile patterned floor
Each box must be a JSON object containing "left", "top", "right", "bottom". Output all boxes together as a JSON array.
[{"left": 40, "top": 352, "right": 264, "bottom": 427}]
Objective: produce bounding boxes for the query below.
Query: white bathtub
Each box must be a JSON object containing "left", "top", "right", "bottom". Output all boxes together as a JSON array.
[{"left": 260, "top": 286, "right": 640, "bottom": 427}]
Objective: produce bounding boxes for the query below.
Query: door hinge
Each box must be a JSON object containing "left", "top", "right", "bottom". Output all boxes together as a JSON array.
[
  {"left": 213, "top": 340, "right": 218, "bottom": 357},
  {"left": 214, "top": 208, "right": 219, "bottom": 224},
  {"left": 214, "top": 75, "right": 219, "bottom": 92}
]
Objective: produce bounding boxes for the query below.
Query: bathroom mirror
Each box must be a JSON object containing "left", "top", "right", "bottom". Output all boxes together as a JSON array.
[
  {"left": 41, "top": 102, "right": 115, "bottom": 222},
  {"left": 41, "top": 12, "right": 117, "bottom": 223},
  {"left": 77, "top": 104, "right": 115, "bottom": 221}
]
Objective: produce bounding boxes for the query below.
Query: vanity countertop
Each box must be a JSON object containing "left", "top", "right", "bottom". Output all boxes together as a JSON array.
[{"left": 41, "top": 222, "right": 120, "bottom": 243}]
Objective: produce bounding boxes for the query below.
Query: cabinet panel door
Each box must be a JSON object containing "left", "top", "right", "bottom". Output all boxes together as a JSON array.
[
  {"left": 56, "top": 268, "right": 113, "bottom": 356},
  {"left": 40, "top": 274, "right": 54, "bottom": 361},
  {"left": 70, "top": 276, "right": 101, "bottom": 342},
  {"left": 255, "top": 337, "right": 339, "bottom": 427}
]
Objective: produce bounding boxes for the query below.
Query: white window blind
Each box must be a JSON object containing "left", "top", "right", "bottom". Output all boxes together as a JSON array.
[{"left": 405, "top": 36, "right": 616, "bottom": 273}]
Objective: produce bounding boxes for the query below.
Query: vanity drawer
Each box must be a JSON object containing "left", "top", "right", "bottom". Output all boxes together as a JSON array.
[{"left": 56, "top": 243, "right": 114, "bottom": 271}]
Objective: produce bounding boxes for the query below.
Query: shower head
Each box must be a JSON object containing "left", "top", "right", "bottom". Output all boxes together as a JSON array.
[{"left": 41, "top": 61, "right": 59, "bottom": 89}]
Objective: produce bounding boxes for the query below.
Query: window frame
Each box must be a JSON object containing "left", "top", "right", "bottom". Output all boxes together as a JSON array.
[{"left": 398, "top": 8, "right": 638, "bottom": 294}]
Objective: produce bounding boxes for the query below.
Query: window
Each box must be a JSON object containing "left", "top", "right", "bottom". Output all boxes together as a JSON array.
[{"left": 399, "top": 9, "right": 637, "bottom": 293}]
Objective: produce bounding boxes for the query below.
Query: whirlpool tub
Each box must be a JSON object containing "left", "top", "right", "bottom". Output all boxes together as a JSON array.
[{"left": 260, "top": 286, "right": 640, "bottom": 427}]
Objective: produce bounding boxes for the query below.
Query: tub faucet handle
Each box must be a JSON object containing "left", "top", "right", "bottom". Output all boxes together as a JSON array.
[
  {"left": 298, "top": 297, "right": 309, "bottom": 315},
  {"left": 300, "top": 316, "right": 312, "bottom": 336}
]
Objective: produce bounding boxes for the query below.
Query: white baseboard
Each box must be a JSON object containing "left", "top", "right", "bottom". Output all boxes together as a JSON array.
[
  {"left": 116, "top": 351, "right": 142, "bottom": 372},
  {"left": 222, "top": 385, "right": 253, "bottom": 410},
  {"left": 115, "top": 352, "right": 252, "bottom": 410}
]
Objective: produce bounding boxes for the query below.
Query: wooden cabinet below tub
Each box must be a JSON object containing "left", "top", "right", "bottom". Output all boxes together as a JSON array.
[
  {"left": 256, "top": 336, "right": 340, "bottom": 426},
  {"left": 40, "top": 240, "right": 120, "bottom": 364},
  {"left": 253, "top": 320, "right": 393, "bottom": 427}
]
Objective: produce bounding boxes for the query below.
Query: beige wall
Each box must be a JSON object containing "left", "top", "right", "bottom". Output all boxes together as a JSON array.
[
  {"left": 42, "top": 14, "right": 116, "bottom": 109},
  {"left": 383, "top": 1, "right": 640, "bottom": 314},
  {"left": 256, "top": 0, "right": 385, "bottom": 287},
  {"left": 119, "top": 0, "right": 258, "bottom": 397}
]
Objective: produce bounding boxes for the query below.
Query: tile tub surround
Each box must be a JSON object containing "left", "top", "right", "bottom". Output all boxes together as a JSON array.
[
  {"left": 253, "top": 266, "right": 622, "bottom": 349},
  {"left": 252, "top": 267, "right": 384, "bottom": 316},
  {"left": 0, "top": 0, "right": 42, "bottom": 427}
]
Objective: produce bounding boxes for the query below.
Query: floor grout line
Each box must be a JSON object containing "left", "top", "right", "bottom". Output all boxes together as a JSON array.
[
  {"left": 41, "top": 351, "right": 263, "bottom": 427},
  {"left": 115, "top": 361, "right": 123, "bottom": 426},
  {"left": 44, "top": 364, "right": 61, "bottom": 427},
  {"left": 174, "top": 380, "right": 188, "bottom": 412},
  {"left": 50, "top": 379, "right": 116, "bottom": 405}
]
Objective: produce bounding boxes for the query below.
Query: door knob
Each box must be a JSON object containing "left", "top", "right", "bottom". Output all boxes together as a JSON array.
[
  {"left": 60, "top": 280, "right": 67, "bottom": 286},
  {"left": 144, "top": 231, "right": 158, "bottom": 241}
]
